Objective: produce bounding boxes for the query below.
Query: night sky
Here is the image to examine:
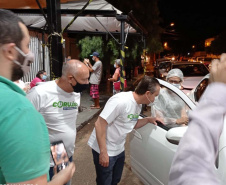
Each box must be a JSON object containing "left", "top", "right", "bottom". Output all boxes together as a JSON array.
[{"left": 158, "top": 0, "right": 226, "bottom": 42}]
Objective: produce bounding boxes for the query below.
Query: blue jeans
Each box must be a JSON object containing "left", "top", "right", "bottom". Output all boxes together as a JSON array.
[
  {"left": 92, "top": 149, "right": 125, "bottom": 185},
  {"left": 49, "top": 156, "right": 73, "bottom": 185}
]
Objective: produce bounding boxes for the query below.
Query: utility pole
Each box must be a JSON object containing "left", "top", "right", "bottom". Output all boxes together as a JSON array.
[{"left": 46, "top": 0, "right": 63, "bottom": 79}]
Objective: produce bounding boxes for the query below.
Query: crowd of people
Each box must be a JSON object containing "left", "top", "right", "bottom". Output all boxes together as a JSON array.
[{"left": 1, "top": 8, "right": 226, "bottom": 185}]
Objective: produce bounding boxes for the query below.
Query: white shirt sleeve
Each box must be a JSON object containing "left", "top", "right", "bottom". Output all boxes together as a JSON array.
[
  {"left": 26, "top": 88, "right": 42, "bottom": 112},
  {"left": 168, "top": 83, "right": 226, "bottom": 185},
  {"left": 100, "top": 96, "right": 124, "bottom": 124}
]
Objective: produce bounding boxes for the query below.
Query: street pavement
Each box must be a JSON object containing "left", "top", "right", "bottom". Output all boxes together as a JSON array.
[{"left": 76, "top": 89, "right": 110, "bottom": 130}]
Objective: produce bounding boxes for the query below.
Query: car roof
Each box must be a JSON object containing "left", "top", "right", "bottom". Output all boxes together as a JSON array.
[
  {"left": 159, "top": 61, "right": 204, "bottom": 65},
  {"left": 172, "top": 61, "right": 204, "bottom": 65}
]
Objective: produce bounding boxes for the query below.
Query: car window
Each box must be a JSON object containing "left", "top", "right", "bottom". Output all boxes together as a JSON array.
[
  {"left": 172, "top": 64, "right": 209, "bottom": 76},
  {"left": 159, "top": 62, "right": 171, "bottom": 71},
  {"left": 142, "top": 86, "right": 190, "bottom": 130}
]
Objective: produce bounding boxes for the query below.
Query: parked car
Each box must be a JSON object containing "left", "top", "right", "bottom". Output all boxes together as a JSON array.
[
  {"left": 196, "top": 57, "right": 219, "bottom": 67},
  {"left": 129, "top": 76, "right": 226, "bottom": 185},
  {"left": 155, "top": 61, "right": 209, "bottom": 94},
  {"left": 154, "top": 61, "right": 177, "bottom": 79}
]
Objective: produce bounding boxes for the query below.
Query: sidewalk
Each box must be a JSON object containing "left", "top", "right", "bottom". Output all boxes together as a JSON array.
[{"left": 76, "top": 90, "right": 110, "bottom": 131}]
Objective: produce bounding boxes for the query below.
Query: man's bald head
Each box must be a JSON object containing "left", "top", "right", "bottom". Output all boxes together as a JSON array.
[
  {"left": 62, "top": 60, "right": 87, "bottom": 76},
  {"left": 62, "top": 59, "right": 89, "bottom": 84}
]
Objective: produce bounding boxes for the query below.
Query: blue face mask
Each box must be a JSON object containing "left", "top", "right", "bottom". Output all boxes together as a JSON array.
[
  {"left": 42, "top": 75, "right": 47, "bottom": 80},
  {"left": 114, "top": 63, "right": 116, "bottom": 68},
  {"left": 172, "top": 83, "right": 180, "bottom": 89}
]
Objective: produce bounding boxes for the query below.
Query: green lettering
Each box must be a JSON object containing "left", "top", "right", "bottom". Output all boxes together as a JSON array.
[
  {"left": 53, "top": 102, "right": 57, "bottom": 107},
  {"left": 58, "top": 101, "right": 63, "bottom": 108}
]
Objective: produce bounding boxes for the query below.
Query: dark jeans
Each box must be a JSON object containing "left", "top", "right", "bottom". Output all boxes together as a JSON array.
[
  {"left": 92, "top": 149, "right": 125, "bottom": 185},
  {"left": 49, "top": 156, "right": 73, "bottom": 185}
]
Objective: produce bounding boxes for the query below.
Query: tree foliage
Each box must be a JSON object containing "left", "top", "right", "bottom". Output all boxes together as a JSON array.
[
  {"left": 106, "top": 38, "right": 120, "bottom": 64},
  {"left": 78, "top": 36, "right": 103, "bottom": 59},
  {"left": 148, "top": 37, "right": 164, "bottom": 54}
]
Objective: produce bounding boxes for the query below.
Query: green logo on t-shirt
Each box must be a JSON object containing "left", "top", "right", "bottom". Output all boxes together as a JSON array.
[
  {"left": 53, "top": 101, "right": 78, "bottom": 110},
  {"left": 127, "top": 114, "right": 139, "bottom": 121}
]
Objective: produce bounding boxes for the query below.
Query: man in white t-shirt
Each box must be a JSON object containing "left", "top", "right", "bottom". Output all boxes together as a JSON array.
[
  {"left": 27, "top": 60, "right": 89, "bottom": 184},
  {"left": 88, "top": 76, "right": 161, "bottom": 185},
  {"left": 84, "top": 51, "right": 103, "bottom": 109}
]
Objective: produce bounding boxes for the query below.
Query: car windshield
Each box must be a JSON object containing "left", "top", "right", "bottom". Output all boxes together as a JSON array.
[
  {"left": 172, "top": 64, "right": 209, "bottom": 77},
  {"left": 201, "top": 58, "right": 212, "bottom": 61}
]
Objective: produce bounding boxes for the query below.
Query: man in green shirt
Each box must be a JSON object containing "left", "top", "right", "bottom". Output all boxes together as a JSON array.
[{"left": 0, "top": 9, "right": 75, "bottom": 185}]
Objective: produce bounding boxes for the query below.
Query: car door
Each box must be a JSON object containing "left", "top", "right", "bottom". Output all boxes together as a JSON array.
[{"left": 129, "top": 79, "right": 196, "bottom": 185}]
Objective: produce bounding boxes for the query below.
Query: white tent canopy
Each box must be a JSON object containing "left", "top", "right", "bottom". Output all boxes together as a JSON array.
[{"left": 18, "top": 0, "right": 137, "bottom": 33}]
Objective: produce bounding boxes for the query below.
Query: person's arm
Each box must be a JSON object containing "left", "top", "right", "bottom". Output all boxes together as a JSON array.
[
  {"left": 95, "top": 116, "right": 109, "bottom": 167},
  {"left": 169, "top": 60, "right": 226, "bottom": 185},
  {"left": 134, "top": 116, "right": 159, "bottom": 129},
  {"left": 11, "top": 163, "right": 75, "bottom": 185},
  {"left": 176, "top": 106, "right": 189, "bottom": 125},
  {"left": 95, "top": 97, "right": 123, "bottom": 167},
  {"left": 84, "top": 59, "right": 94, "bottom": 72},
  {"left": 108, "top": 69, "right": 120, "bottom": 82},
  {"left": 108, "top": 73, "right": 119, "bottom": 82},
  {"left": 153, "top": 92, "right": 187, "bottom": 125},
  {"left": 2, "top": 106, "right": 76, "bottom": 185}
]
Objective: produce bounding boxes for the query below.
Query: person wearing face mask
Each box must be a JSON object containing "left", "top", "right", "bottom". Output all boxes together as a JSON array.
[
  {"left": 88, "top": 76, "right": 162, "bottom": 185},
  {"left": 152, "top": 68, "right": 189, "bottom": 128},
  {"left": 27, "top": 59, "right": 89, "bottom": 185},
  {"left": 42, "top": 70, "right": 48, "bottom": 81},
  {"left": 0, "top": 9, "right": 75, "bottom": 185},
  {"left": 30, "top": 70, "right": 47, "bottom": 89},
  {"left": 84, "top": 51, "right": 103, "bottom": 109},
  {"left": 108, "top": 59, "right": 126, "bottom": 95}
]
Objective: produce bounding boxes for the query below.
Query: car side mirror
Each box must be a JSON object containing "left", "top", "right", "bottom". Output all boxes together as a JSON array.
[
  {"left": 166, "top": 127, "right": 188, "bottom": 145},
  {"left": 194, "top": 78, "right": 209, "bottom": 102}
]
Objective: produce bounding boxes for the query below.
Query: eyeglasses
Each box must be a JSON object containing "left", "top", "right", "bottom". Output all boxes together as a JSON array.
[{"left": 168, "top": 80, "right": 181, "bottom": 84}]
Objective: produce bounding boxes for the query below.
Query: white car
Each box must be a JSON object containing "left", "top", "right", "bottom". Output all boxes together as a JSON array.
[{"left": 129, "top": 77, "right": 226, "bottom": 185}]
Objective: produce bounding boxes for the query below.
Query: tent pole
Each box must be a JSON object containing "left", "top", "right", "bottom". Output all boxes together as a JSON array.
[
  {"left": 116, "top": 15, "right": 127, "bottom": 92},
  {"left": 120, "top": 20, "right": 125, "bottom": 91},
  {"left": 143, "top": 34, "right": 147, "bottom": 75},
  {"left": 46, "top": 0, "right": 63, "bottom": 80},
  {"left": 42, "top": 31, "right": 45, "bottom": 71}
]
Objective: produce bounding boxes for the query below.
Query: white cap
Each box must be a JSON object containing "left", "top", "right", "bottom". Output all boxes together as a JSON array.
[{"left": 166, "top": 68, "right": 184, "bottom": 81}]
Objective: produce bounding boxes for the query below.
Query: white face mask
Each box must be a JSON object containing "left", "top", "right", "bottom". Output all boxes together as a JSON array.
[
  {"left": 13, "top": 46, "right": 34, "bottom": 76},
  {"left": 114, "top": 63, "right": 116, "bottom": 68},
  {"left": 171, "top": 83, "right": 180, "bottom": 89},
  {"left": 145, "top": 93, "right": 154, "bottom": 106}
]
